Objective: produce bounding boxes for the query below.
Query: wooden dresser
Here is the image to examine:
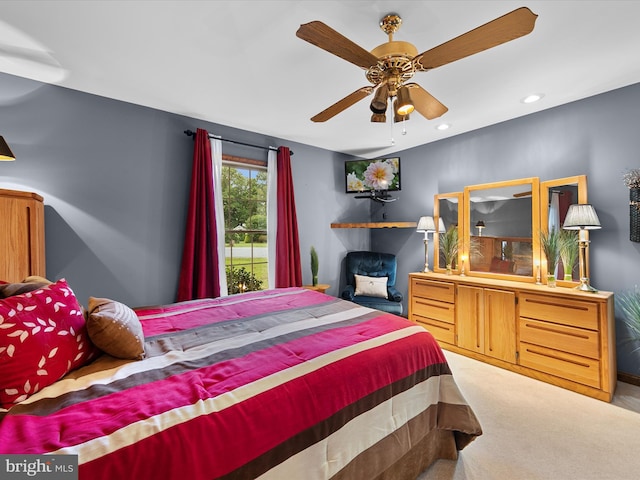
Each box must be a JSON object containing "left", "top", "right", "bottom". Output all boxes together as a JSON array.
[
  {"left": 0, "top": 189, "right": 46, "bottom": 282},
  {"left": 409, "top": 272, "right": 616, "bottom": 401}
]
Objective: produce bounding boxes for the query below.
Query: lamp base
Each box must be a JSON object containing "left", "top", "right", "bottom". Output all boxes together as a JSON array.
[{"left": 575, "top": 278, "right": 598, "bottom": 293}]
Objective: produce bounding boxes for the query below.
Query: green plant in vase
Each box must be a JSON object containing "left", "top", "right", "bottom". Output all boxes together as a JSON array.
[
  {"left": 540, "top": 227, "right": 561, "bottom": 287},
  {"left": 559, "top": 229, "right": 579, "bottom": 281},
  {"left": 310, "top": 246, "right": 319, "bottom": 286},
  {"left": 439, "top": 226, "right": 458, "bottom": 274}
]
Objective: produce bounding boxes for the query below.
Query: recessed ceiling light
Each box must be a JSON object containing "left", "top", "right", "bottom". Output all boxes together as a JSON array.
[
  {"left": 435, "top": 123, "right": 451, "bottom": 131},
  {"left": 521, "top": 93, "right": 544, "bottom": 104}
]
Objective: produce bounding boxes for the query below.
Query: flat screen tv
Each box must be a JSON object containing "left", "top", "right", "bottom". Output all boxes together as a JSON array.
[{"left": 345, "top": 157, "right": 401, "bottom": 194}]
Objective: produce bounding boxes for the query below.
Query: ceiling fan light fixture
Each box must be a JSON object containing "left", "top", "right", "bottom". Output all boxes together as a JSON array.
[
  {"left": 370, "top": 83, "right": 389, "bottom": 113},
  {"left": 371, "top": 113, "right": 386, "bottom": 123},
  {"left": 370, "top": 103, "right": 386, "bottom": 114},
  {"left": 395, "top": 86, "right": 414, "bottom": 116},
  {"left": 393, "top": 100, "right": 410, "bottom": 123}
]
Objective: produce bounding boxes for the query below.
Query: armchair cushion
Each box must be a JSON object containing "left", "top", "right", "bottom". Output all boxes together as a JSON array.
[{"left": 354, "top": 274, "right": 388, "bottom": 298}]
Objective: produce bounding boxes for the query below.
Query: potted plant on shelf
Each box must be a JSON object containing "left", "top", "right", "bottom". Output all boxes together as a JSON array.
[
  {"left": 540, "top": 227, "right": 561, "bottom": 287},
  {"left": 559, "top": 229, "right": 579, "bottom": 281},
  {"left": 310, "top": 246, "right": 319, "bottom": 286}
]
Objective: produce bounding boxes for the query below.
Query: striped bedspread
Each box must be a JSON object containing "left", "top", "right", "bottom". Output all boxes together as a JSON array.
[{"left": 0, "top": 288, "right": 481, "bottom": 479}]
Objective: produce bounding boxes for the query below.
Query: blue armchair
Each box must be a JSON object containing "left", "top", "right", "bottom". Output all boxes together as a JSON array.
[{"left": 341, "top": 251, "right": 403, "bottom": 315}]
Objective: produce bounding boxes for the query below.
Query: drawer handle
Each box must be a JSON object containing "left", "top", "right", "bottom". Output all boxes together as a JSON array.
[
  {"left": 524, "top": 322, "right": 590, "bottom": 340},
  {"left": 416, "top": 281, "right": 450, "bottom": 291},
  {"left": 523, "top": 298, "right": 590, "bottom": 313},
  {"left": 525, "top": 347, "right": 591, "bottom": 369},
  {"left": 416, "top": 299, "right": 449, "bottom": 311},
  {"left": 416, "top": 318, "right": 448, "bottom": 331}
]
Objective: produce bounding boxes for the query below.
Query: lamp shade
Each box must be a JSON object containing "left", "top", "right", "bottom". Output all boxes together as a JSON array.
[
  {"left": 396, "top": 86, "right": 415, "bottom": 116},
  {"left": 0, "top": 136, "right": 15, "bottom": 161},
  {"left": 370, "top": 83, "right": 388, "bottom": 113},
  {"left": 416, "top": 216, "right": 436, "bottom": 232},
  {"left": 438, "top": 218, "right": 446, "bottom": 231},
  {"left": 563, "top": 204, "right": 601, "bottom": 230}
]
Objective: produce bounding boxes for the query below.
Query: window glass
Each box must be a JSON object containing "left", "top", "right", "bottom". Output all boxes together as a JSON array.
[{"left": 222, "top": 163, "right": 268, "bottom": 294}]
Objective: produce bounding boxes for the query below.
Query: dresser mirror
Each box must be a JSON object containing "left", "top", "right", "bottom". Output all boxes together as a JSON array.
[
  {"left": 540, "top": 175, "right": 588, "bottom": 286},
  {"left": 432, "top": 175, "right": 589, "bottom": 284},
  {"left": 433, "top": 192, "right": 463, "bottom": 273},
  {"left": 463, "top": 177, "right": 541, "bottom": 281}
]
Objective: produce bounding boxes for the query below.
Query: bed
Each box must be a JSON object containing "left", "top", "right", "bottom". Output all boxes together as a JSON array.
[{"left": 0, "top": 280, "right": 481, "bottom": 479}]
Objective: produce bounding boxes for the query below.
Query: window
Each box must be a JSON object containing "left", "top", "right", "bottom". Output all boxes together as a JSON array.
[{"left": 222, "top": 158, "right": 268, "bottom": 294}]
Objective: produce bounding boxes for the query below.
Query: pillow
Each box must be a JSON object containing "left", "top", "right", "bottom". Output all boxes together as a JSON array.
[
  {"left": 87, "top": 297, "right": 145, "bottom": 360},
  {"left": 0, "top": 281, "right": 50, "bottom": 299},
  {"left": 22, "top": 275, "right": 54, "bottom": 285},
  {"left": 354, "top": 274, "right": 388, "bottom": 299},
  {"left": 0, "top": 279, "right": 98, "bottom": 408}
]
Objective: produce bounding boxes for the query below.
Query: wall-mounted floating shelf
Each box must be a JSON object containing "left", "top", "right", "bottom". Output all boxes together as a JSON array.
[{"left": 330, "top": 221, "right": 417, "bottom": 229}]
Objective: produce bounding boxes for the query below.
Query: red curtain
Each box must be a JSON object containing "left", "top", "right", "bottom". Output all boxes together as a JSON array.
[
  {"left": 177, "top": 129, "right": 221, "bottom": 301},
  {"left": 275, "top": 146, "right": 302, "bottom": 287}
]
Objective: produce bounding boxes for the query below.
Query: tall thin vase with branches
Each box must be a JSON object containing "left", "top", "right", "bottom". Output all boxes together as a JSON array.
[
  {"left": 540, "top": 227, "right": 561, "bottom": 287},
  {"left": 559, "top": 229, "right": 579, "bottom": 281}
]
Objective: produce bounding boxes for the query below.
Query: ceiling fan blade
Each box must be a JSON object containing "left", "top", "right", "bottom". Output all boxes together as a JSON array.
[
  {"left": 405, "top": 83, "right": 448, "bottom": 120},
  {"left": 311, "top": 86, "right": 374, "bottom": 122},
  {"left": 413, "top": 7, "right": 538, "bottom": 71},
  {"left": 296, "top": 21, "right": 379, "bottom": 70}
]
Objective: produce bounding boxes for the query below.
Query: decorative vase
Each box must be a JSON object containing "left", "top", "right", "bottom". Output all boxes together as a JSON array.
[
  {"left": 547, "top": 274, "right": 557, "bottom": 288},
  {"left": 630, "top": 188, "right": 640, "bottom": 242},
  {"left": 564, "top": 273, "right": 573, "bottom": 281},
  {"left": 446, "top": 264, "right": 453, "bottom": 275},
  {"left": 312, "top": 275, "right": 318, "bottom": 287}
]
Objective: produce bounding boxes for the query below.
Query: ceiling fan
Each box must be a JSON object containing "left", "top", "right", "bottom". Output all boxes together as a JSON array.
[{"left": 296, "top": 7, "right": 537, "bottom": 123}]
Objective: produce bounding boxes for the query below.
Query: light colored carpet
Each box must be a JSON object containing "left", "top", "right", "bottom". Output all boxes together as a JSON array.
[{"left": 418, "top": 350, "right": 640, "bottom": 480}]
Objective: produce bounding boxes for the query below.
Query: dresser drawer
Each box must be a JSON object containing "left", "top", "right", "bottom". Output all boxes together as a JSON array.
[
  {"left": 519, "top": 318, "right": 599, "bottom": 359},
  {"left": 414, "top": 317, "right": 455, "bottom": 345},
  {"left": 520, "top": 342, "right": 600, "bottom": 389},
  {"left": 411, "top": 297, "right": 455, "bottom": 324},
  {"left": 411, "top": 278, "right": 455, "bottom": 303},
  {"left": 519, "top": 293, "right": 599, "bottom": 331}
]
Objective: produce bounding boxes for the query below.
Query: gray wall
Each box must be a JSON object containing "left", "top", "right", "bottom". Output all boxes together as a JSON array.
[
  {"left": 2, "top": 70, "right": 640, "bottom": 375},
  {"left": 0, "top": 72, "right": 350, "bottom": 305}
]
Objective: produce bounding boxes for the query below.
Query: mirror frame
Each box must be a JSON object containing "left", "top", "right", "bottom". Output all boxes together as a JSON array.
[
  {"left": 462, "top": 177, "right": 541, "bottom": 283},
  {"left": 539, "top": 175, "right": 588, "bottom": 287},
  {"left": 433, "top": 192, "right": 463, "bottom": 274}
]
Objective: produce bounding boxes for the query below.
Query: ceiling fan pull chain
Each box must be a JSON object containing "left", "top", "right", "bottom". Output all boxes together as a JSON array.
[{"left": 390, "top": 115, "right": 395, "bottom": 146}]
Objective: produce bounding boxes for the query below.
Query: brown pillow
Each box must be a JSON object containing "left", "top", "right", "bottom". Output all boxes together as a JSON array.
[
  {"left": 0, "top": 281, "right": 49, "bottom": 299},
  {"left": 22, "top": 275, "right": 54, "bottom": 285},
  {"left": 87, "top": 297, "right": 145, "bottom": 360}
]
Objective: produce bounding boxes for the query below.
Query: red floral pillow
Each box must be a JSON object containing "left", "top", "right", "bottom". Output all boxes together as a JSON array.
[{"left": 0, "top": 279, "right": 98, "bottom": 408}]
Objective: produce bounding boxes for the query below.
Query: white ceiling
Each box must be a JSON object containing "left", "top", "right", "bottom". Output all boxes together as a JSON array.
[{"left": 2, "top": 1, "right": 640, "bottom": 158}]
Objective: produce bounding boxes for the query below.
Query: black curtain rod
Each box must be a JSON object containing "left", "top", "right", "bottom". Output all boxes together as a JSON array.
[{"left": 183, "top": 130, "right": 293, "bottom": 156}]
